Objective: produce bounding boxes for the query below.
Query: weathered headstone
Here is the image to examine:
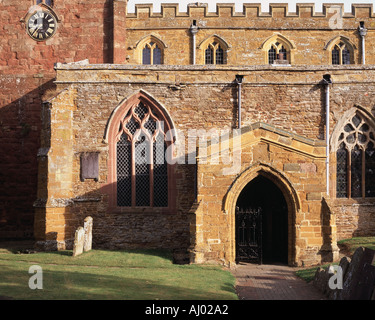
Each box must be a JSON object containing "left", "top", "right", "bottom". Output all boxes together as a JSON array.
[
  {"left": 329, "top": 256, "right": 351, "bottom": 300},
  {"left": 72, "top": 227, "right": 85, "bottom": 257},
  {"left": 83, "top": 216, "right": 93, "bottom": 252},
  {"left": 313, "top": 265, "right": 331, "bottom": 295},
  {"left": 347, "top": 248, "right": 375, "bottom": 300},
  {"left": 313, "top": 247, "right": 375, "bottom": 300}
]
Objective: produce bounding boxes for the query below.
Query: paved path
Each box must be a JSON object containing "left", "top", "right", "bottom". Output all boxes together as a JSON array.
[{"left": 231, "top": 263, "right": 326, "bottom": 300}]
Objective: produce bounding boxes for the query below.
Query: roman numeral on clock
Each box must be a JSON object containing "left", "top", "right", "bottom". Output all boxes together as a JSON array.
[{"left": 27, "top": 10, "right": 57, "bottom": 41}]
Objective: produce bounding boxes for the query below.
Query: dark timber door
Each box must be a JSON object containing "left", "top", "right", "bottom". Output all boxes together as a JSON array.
[
  {"left": 235, "top": 207, "right": 262, "bottom": 264},
  {"left": 236, "top": 176, "right": 288, "bottom": 265}
]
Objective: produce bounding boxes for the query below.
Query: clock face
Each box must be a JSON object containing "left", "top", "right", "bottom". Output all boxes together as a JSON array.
[{"left": 26, "top": 11, "right": 57, "bottom": 41}]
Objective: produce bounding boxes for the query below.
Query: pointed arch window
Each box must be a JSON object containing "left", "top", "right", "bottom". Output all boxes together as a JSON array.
[
  {"left": 204, "top": 41, "right": 227, "bottom": 65},
  {"left": 142, "top": 41, "right": 162, "bottom": 65},
  {"left": 331, "top": 42, "right": 353, "bottom": 65},
  {"left": 268, "top": 42, "right": 289, "bottom": 64},
  {"left": 261, "top": 34, "right": 295, "bottom": 65},
  {"left": 336, "top": 113, "right": 375, "bottom": 198},
  {"left": 112, "top": 99, "right": 174, "bottom": 208},
  {"left": 36, "top": 0, "right": 53, "bottom": 6}
]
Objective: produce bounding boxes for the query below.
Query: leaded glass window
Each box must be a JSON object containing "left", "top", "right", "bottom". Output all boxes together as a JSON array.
[
  {"left": 268, "top": 47, "right": 277, "bottom": 64},
  {"left": 142, "top": 46, "right": 151, "bottom": 65},
  {"left": 216, "top": 45, "right": 224, "bottom": 65},
  {"left": 205, "top": 47, "right": 213, "bottom": 64},
  {"left": 336, "top": 113, "right": 375, "bottom": 198},
  {"left": 204, "top": 41, "right": 227, "bottom": 65},
  {"left": 268, "top": 42, "right": 289, "bottom": 64},
  {"left": 142, "top": 42, "right": 163, "bottom": 65},
  {"left": 279, "top": 46, "right": 287, "bottom": 60},
  {"left": 115, "top": 102, "right": 169, "bottom": 207},
  {"left": 342, "top": 47, "right": 351, "bottom": 65},
  {"left": 336, "top": 143, "right": 348, "bottom": 198},
  {"left": 332, "top": 47, "right": 340, "bottom": 65},
  {"left": 332, "top": 42, "right": 353, "bottom": 65}
]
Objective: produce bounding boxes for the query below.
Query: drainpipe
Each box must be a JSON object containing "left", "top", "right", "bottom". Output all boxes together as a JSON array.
[
  {"left": 190, "top": 20, "right": 198, "bottom": 65},
  {"left": 323, "top": 74, "right": 332, "bottom": 196},
  {"left": 235, "top": 75, "right": 244, "bottom": 129},
  {"left": 358, "top": 21, "right": 367, "bottom": 65}
]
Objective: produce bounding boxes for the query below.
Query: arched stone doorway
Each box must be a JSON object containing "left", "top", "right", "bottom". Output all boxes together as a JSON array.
[
  {"left": 236, "top": 176, "right": 288, "bottom": 264},
  {"left": 224, "top": 163, "right": 299, "bottom": 266}
]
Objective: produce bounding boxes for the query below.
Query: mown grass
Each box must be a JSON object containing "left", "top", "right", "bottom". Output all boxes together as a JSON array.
[
  {"left": 0, "top": 247, "right": 238, "bottom": 300},
  {"left": 295, "top": 236, "right": 375, "bottom": 283},
  {"left": 337, "top": 237, "right": 375, "bottom": 256}
]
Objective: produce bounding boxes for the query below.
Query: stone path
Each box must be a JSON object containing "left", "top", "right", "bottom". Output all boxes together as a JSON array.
[{"left": 231, "top": 263, "right": 326, "bottom": 300}]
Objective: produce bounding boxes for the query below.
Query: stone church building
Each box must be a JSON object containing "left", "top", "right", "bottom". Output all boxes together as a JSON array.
[{"left": 1, "top": 1, "right": 375, "bottom": 266}]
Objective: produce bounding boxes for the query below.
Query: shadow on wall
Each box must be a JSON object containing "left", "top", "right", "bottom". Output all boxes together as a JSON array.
[{"left": 0, "top": 79, "right": 55, "bottom": 240}]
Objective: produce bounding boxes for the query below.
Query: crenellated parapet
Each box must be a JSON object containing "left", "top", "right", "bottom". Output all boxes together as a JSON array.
[
  {"left": 125, "top": 2, "right": 375, "bottom": 65},
  {"left": 127, "top": 2, "right": 375, "bottom": 20}
]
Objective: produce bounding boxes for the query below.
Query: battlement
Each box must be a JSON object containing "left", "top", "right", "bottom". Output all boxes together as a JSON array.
[{"left": 127, "top": 2, "right": 375, "bottom": 19}]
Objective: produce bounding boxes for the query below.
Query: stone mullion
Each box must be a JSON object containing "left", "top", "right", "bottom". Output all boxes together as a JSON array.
[
  {"left": 362, "top": 148, "right": 366, "bottom": 198},
  {"left": 149, "top": 139, "right": 154, "bottom": 207},
  {"left": 348, "top": 148, "right": 351, "bottom": 198},
  {"left": 149, "top": 45, "right": 154, "bottom": 65},
  {"left": 339, "top": 47, "right": 343, "bottom": 65},
  {"left": 131, "top": 138, "right": 136, "bottom": 207}
]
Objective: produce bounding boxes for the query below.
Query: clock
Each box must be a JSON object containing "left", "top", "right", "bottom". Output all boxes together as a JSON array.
[{"left": 26, "top": 10, "right": 57, "bottom": 41}]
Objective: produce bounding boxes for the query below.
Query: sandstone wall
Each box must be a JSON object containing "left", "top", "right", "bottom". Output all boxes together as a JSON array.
[
  {"left": 34, "top": 63, "right": 375, "bottom": 264},
  {"left": 126, "top": 3, "right": 375, "bottom": 65}
]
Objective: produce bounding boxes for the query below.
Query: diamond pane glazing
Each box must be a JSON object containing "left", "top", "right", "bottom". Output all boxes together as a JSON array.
[
  {"left": 336, "top": 144, "right": 348, "bottom": 198},
  {"left": 117, "top": 135, "right": 132, "bottom": 206},
  {"left": 365, "top": 142, "right": 375, "bottom": 197},
  {"left": 351, "top": 147, "right": 362, "bottom": 198}
]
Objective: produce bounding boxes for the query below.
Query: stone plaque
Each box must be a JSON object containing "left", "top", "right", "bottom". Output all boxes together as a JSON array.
[{"left": 80, "top": 152, "right": 99, "bottom": 181}]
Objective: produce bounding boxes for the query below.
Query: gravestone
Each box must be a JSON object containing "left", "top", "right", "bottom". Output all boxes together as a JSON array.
[
  {"left": 72, "top": 227, "right": 85, "bottom": 257},
  {"left": 313, "top": 247, "right": 375, "bottom": 300},
  {"left": 83, "top": 216, "right": 93, "bottom": 252},
  {"left": 346, "top": 247, "right": 375, "bottom": 300},
  {"left": 329, "top": 256, "right": 351, "bottom": 300}
]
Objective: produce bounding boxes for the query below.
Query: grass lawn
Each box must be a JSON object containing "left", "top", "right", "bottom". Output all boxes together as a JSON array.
[
  {"left": 337, "top": 236, "right": 375, "bottom": 255},
  {"left": 0, "top": 246, "right": 238, "bottom": 300},
  {"left": 295, "top": 236, "right": 375, "bottom": 283}
]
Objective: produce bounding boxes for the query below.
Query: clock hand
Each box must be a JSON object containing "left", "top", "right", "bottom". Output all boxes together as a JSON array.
[{"left": 32, "top": 24, "right": 42, "bottom": 36}]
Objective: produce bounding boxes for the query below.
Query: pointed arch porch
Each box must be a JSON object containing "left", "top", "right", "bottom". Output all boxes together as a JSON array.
[{"left": 224, "top": 163, "right": 301, "bottom": 266}]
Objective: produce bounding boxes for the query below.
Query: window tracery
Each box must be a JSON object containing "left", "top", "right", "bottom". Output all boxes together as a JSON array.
[
  {"left": 336, "top": 113, "right": 375, "bottom": 198},
  {"left": 204, "top": 41, "right": 226, "bottom": 65},
  {"left": 268, "top": 41, "right": 288, "bottom": 64},
  {"left": 115, "top": 102, "right": 169, "bottom": 207},
  {"left": 142, "top": 41, "right": 162, "bottom": 65},
  {"left": 332, "top": 42, "right": 352, "bottom": 65}
]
